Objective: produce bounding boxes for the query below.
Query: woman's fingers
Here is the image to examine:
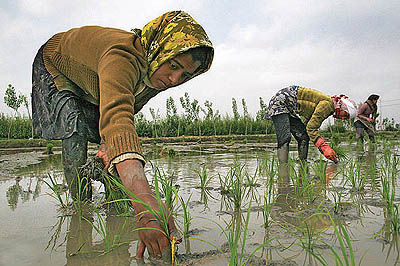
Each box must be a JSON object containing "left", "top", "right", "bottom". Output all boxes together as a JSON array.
[{"left": 136, "top": 240, "right": 146, "bottom": 259}]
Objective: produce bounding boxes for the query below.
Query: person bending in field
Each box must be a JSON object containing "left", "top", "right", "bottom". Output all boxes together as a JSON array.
[
  {"left": 31, "top": 11, "right": 213, "bottom": 260},
  {"left": 265, "top": 86, "right": 357, "bottom": 168},
  {"left": 354, "top": 94, "right": 379, "bottom": 145}
]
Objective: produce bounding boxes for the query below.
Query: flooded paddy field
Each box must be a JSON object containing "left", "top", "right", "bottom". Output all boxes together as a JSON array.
[{"left": 1, "top": 136, "right": 400, "bottom": 266}]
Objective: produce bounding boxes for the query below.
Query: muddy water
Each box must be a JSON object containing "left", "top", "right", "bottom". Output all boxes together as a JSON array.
[{"left": 0, "top": 140, "right": 399, "bottom": 266}]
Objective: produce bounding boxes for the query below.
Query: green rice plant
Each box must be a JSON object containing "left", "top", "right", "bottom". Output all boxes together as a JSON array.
[
  {"left": 390, "top": 204, "right": 400, "bottom": 232},
  {"left": 196, "top": 164, "right": 213, "bottom": 191},
  {"left": 368, "top": 158, "right": 378, "bottom": 190},
  {"left": 71, "top": 172, "right": 92, "bottom": 217},
  {"left": 312, "top": 159, "right": 328, "bottom": 184},
  {"left": 289, "top": 159, "right": 316, "bottom": 204},
  {"left": 326, "top": 213, "right": 358, "bottom": 266},
  {"left": 82, "top": 208, "right": 129, "bottom": 255},
  {"left": 263, "top": 173, "right": 275, "bottom": 228},
  {"left": 379, "top": 174, "right": 395, "bottom": 212},
  {"left": 218, "top": 171, "right": 231, "bottom": 195},
  {"left": 255, "top": 154, "right": 275, "bottom": 177},
  {"left": 155, "top": 166, "right": 179, "bottom": 214},
  {"left": 192, "top": 198, "right": 273, "bottom": 266},
  {"left": 297, "top": 218, "right": 321, "bottom": 254},
  {"left": 243, "top": 169, "right": 259, "bottom": 187},
  {"left": 266, "top": 156, "right": 277, "bottom": 181},
  {"left": 344, "top": 159, "right": 366, "bottom": 192},
  {"left": 108, "top": 165, "right": 174, "bottom": 241},
  {"left": 179, "top": 194, "right": 193, "bottom": 238},
  {"left": 381, "top": 150, "right": 399, "bottom": 184},
  {"left": 101, "top": 174, "right": 133, "bottom": 215},
  {"left": 228, "top": 163, "right": 250, "bottom": 210},
  {"left": 42, "top": 174, "right": 69, "bottom": 209},
  {"left": 330, "top": 132, "right": 341, "bottom": 148},
  {"left": 333, "top": 146, "right": 348, "bottom": 161},
  {"left": 45, "top": 141, "right": 54, "bottom": 154},
  {"left": 379, "top": 173, "right": 400, "bottom": 233},
  {"left": 330, "top": 178, "right": 349, "bottom": 214}
]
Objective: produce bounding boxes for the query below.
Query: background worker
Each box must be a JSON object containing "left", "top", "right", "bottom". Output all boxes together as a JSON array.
[
  {"left": 354, "top": 94, "right": 380, "bottom": 145},
  {"left": 31, "top": 11, "right": 214, "bottom": 259},
  {"left": 265, "top": 85, "right": 357, "bottom": 170}
]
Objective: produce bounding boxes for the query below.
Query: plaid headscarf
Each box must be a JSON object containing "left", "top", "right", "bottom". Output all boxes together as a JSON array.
[{"left": 134, "top": 11, "right": 214, "bottom": 88}]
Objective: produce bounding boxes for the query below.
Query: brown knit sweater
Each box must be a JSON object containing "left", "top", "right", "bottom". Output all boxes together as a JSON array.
[{"left": 43, "top": 26, "right": 159, "bottom": 161}]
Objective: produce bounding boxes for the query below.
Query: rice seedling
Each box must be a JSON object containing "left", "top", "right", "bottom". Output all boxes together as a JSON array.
[
  {"left": 344, "top": 159, "right": 367, "bottom": 192},
  {"left": 367, "top": 157, "right": 378, "bottom": 190},
  {"left": 42, "top": 173, "right": 69, "bottom": 209},
  {"left": 297, "top": 218, "right": 321, "bottom": 254},
  {"left": 179, "top": 194, "right": 193, "bottom": 237},
  {"left": 71, "top": 172, "right": 92, "bottom": 217},
  {"left": 196, "top": 164, "right": 213, "bottom": 191},
  {"left": 288, "top": 159, "right": 316, "bottom": 204},
  {"left": 325, "top": 213, "right": 358, "bottom": 266},
  {"left": 229, "top": 163, "right": 250, "bottom": 210},
  {"left": 243, "top": 169, "right": 259, "bottom": 187},
  {"left": 379, "top": 172, "right": 400, "bottom": 233},
  {"left": 155, "top": 165, "right": 179, "bottom": 214},
  {"left": 108, "top": 164, "right": 176, "bottom": 243},
  {"left": 263, "top": 175, "right": 275, "bottom": 228},
  {"left": 82, "top": 208, "right": 129, "bottom": 255},
  {"left": 312, "top": 159, "right": 328, "bottom": 184},
  {"left": 389, "top": 204, "right": 400, "bottom": 232},
  {"left": 45, "top": 141, "right": 54, "bottom": 155},
  {"left": 192, "top": 198, "right": 273, "bottom": 266},
  {"left": 330, "top": 178, "right": 349, "bottom": 214},
  {"left": 101, "top": 174, "right": 133, "bottom": 215}
]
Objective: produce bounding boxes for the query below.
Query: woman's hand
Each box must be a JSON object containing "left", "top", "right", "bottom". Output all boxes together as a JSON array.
[
  {"left": 115, "top": 159, "right": 177, "bottom": 260},
  {"left": 96, "top": 143, "right": 110, "bottom": 168},
  {"left": 135, "top": 198, "right": 178, "bottom": 260}
]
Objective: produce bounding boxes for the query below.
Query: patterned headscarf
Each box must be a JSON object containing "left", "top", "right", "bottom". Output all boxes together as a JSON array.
[
  {"left": 331, "top": 95, "right": 357, "bottom": 119},
  {"left": 135, "top": 11, "right": 214, "bottom": 88}
]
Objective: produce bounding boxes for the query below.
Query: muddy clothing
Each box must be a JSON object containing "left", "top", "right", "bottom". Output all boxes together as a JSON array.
[
  {"left": 32, "top": 11, "right": 214, "bottom": 168},
  {"left": 354, "top": 100, "right": 377, "bottom": 142},
  {"left": 41, "top": 26, "right": 155, "bottom": 163},
  {"left": 271, "top": 113, "right": 309, "bottom": 160},
  {"left": 266, "top": 86, "right": 334, "bottom": 144},
  {"left": 32, "top": 44, "right": 101, "bottom": 143}
]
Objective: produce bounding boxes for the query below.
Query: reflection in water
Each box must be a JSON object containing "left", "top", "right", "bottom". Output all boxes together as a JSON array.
[
  {"left": 6, "top": 177, "right": 42, "bottom": 210},
  {"left": 2, "top": 140, "right": 400, "bottom": 265},
  {"left": 47, "top": 212, "right": 139, "bottom": 266}
]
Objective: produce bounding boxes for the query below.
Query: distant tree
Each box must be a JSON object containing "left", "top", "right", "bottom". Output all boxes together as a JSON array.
[
  {"left": 201, "top": 100, "right": 220, "bottom": 136},
  {"left": 231, "top": 98, "right": 239, "bottom": 121},
  {"left": 180, "top": 92, "right": 193, "bottom": 121},
  {"left": 20, "top": 94, "right": 34, "bottom": 138},
  {"left": 4, "top": 84, "right": 23, "bottom": 116},
  {"left": 256, "top": 97, "right": 267, "bottom": 121},
  {"left": 149, "top": 107, "right": 160, "bottom": 138},
  {"left": 4, "top": 84, "right": 24, "bottom": 139},
  {"left": 242, "top": 98, "right": 250, "bottom": 135}
]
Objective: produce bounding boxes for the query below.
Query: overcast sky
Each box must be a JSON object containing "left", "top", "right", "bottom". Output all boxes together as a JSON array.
[{"left": 1, "top": 0, "right": 399, "bottom": 122}]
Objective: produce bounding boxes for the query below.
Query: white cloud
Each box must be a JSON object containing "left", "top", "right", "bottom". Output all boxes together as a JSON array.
[{"left": 0, "top": 0, "right": 399, "bottom": 122}]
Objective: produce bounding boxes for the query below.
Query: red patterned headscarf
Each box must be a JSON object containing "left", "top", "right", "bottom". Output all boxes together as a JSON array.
[{"left": 331, "top": 95, "right": 357, "bottom": 119}]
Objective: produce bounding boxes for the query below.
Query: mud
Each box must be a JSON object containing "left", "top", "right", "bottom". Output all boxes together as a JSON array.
[{"left": 0, "top": 139, "right": 400, "bottom": 265}]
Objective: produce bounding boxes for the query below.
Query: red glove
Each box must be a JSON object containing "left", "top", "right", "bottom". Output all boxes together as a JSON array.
[{"left": 315, "top": 137, "right": 338, "bottom": 163}]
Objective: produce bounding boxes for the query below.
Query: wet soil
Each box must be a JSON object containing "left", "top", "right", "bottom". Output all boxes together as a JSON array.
[{"left": 1, "top": 138, "right": 400, "bottom": 265}]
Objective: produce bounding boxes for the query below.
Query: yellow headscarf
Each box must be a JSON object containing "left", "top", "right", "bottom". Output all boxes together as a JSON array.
[{"left": 135, "top": 11, "right": 214, "bottom": 88}]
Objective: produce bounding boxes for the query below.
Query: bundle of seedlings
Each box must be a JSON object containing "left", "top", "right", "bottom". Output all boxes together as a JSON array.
[{"left": 78, "top": 156, "right": 133, "bottom": 214}]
